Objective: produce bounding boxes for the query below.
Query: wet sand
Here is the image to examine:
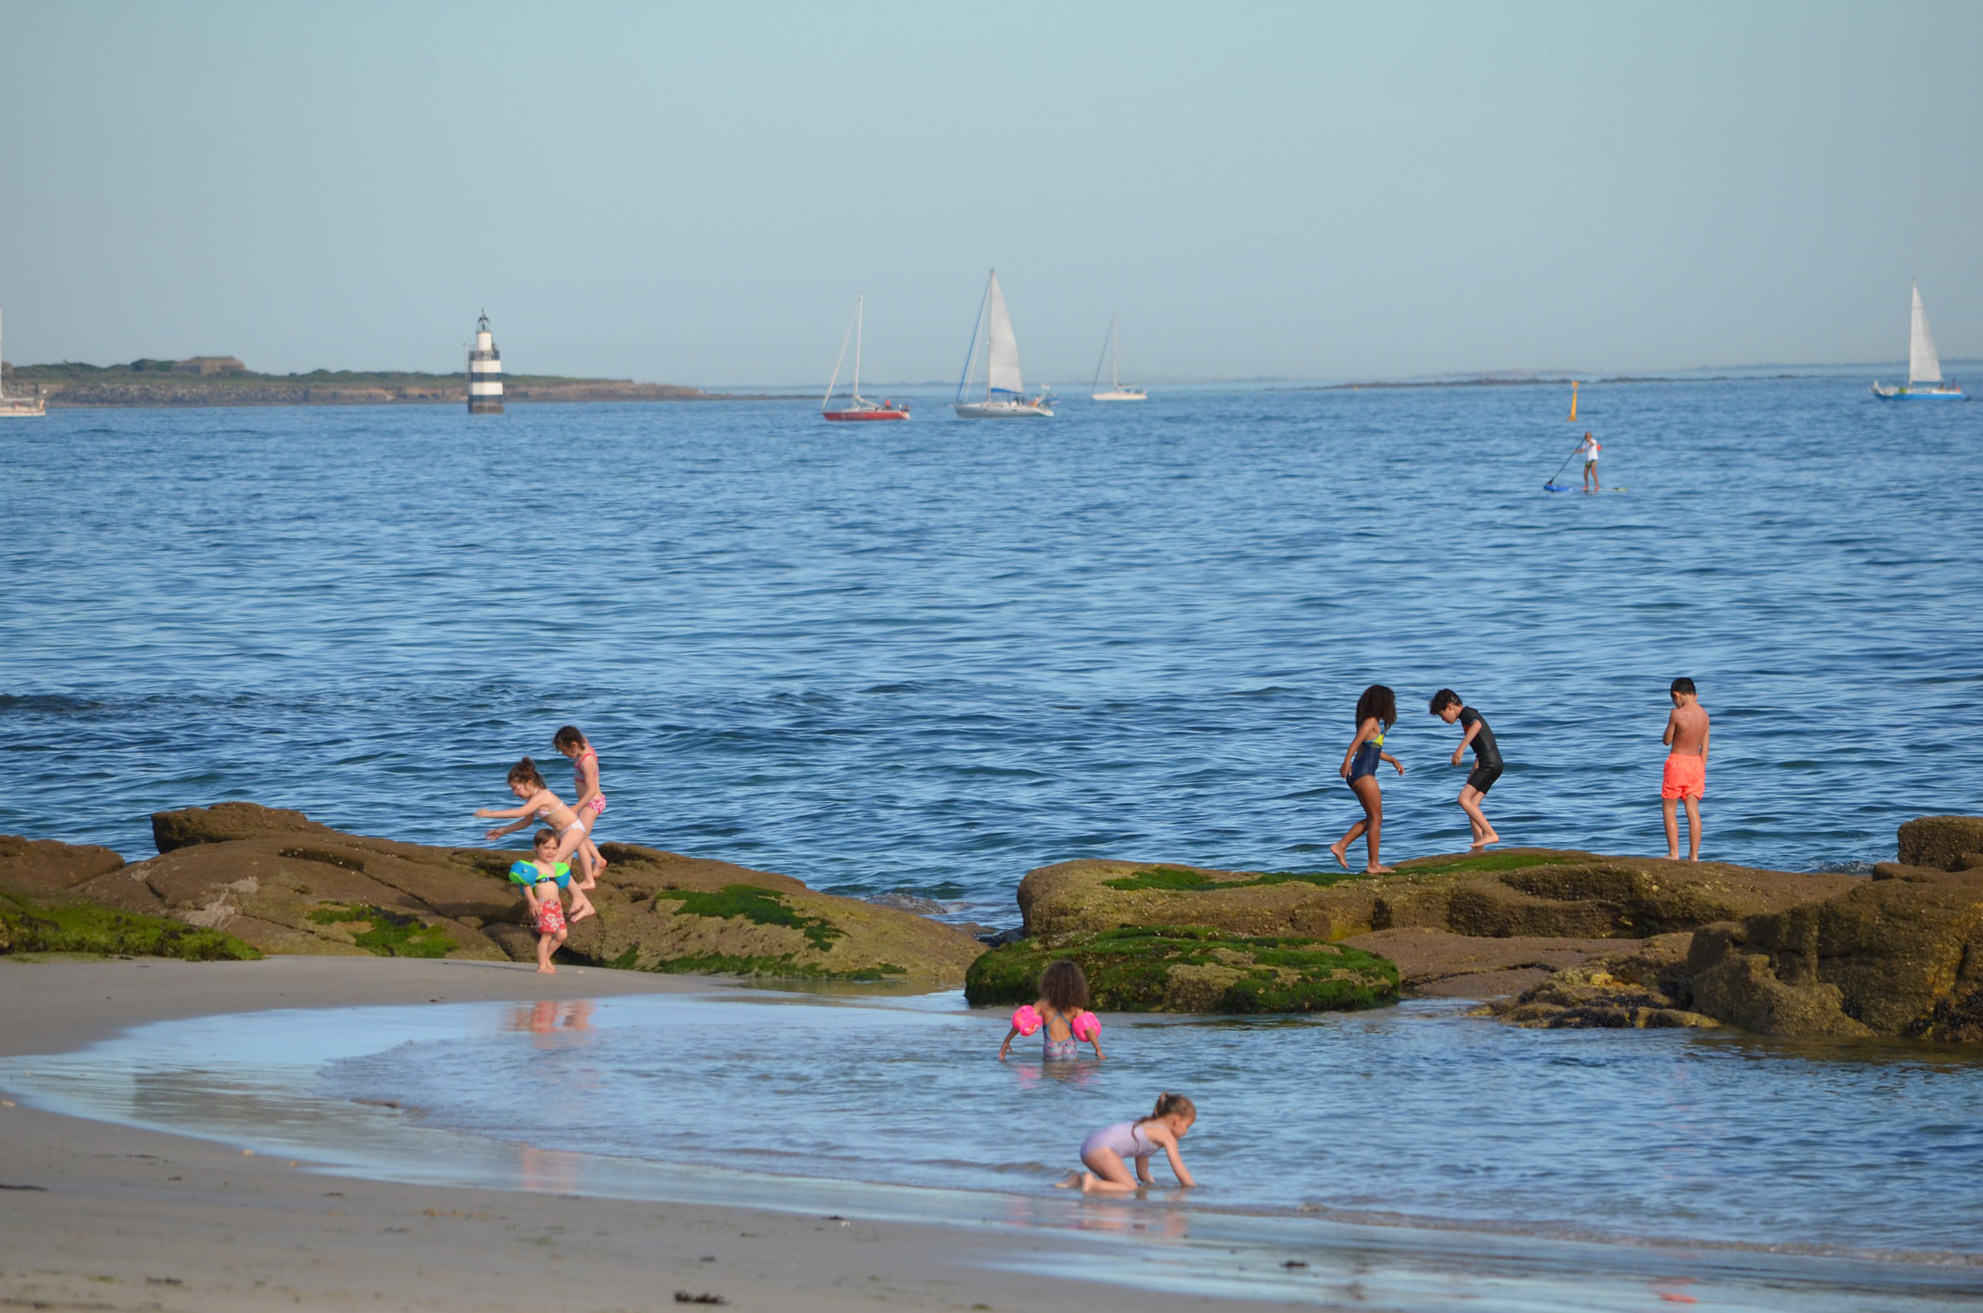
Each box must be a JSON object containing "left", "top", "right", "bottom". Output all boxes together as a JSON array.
[{"left": 0, "top": 957, "right": 1309, "bottom": 1313}]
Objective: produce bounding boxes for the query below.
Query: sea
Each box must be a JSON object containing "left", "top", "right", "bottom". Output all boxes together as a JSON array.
[{"left": 3, "top": 378, "right": 1982, "bottom": 1305}]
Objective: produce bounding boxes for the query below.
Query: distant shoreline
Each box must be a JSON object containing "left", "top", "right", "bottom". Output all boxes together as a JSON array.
[{"left": 2, "top": 363, "right": 799, "bottom": 408}]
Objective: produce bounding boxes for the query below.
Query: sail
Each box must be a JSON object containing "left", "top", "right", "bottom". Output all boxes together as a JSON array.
[
  {"left": 1909, "top": 283, "right": 1943, "bottom": 384},
  {"left": 985, "top": 273, "right": 1024, "bottom": 396}
]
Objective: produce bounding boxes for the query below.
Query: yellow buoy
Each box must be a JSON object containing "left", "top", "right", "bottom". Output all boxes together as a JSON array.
[{"left": 1567, "top": 380, "right": 1579, "bottom": 422}]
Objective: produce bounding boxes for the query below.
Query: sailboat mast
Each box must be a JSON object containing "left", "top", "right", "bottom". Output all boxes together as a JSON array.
[
  {"left": 955, "top": 274, "right": 991, "bottom": 403},
  {"left": 852, "top": 295, "right": 864, "bottom": 401},
  {"left": 1111, "top": 316, "right": 1121, "bottom": 389}
]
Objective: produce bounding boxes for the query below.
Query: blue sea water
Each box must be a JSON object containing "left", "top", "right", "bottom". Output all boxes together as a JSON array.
[{"left": 3, "top": 378, "right": 1978, "bottom": 919}]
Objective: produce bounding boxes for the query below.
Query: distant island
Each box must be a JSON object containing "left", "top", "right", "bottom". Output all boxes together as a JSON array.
[{"left": 3, "top": 357, "right": 780, "bottom": 407}]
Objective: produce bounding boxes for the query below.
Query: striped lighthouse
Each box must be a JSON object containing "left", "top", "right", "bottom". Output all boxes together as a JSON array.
[{"left": 467, "top": 311, "right": 503, "bottom": 414}]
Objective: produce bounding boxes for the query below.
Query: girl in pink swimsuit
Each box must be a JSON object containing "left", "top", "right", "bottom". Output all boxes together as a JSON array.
[
  {"left": 1061, "top": 1092, "right": 1197, "bottom": 1194},
  {"left": 553, "top": 725, "right": 608, "bottom": 891}
]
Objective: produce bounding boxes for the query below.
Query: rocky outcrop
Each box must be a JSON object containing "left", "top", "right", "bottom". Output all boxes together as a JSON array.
[
  {"left": 0, "top": 835, "right": 261, "bottom": 960},
  {"left": 964, "top": 927, "right": 1397, "bottom": 1013},
  {"left": 12, "top": 804, "right": 983, "bottom": 983},
  {"left": 1485, "top": 836, "right": 1983, "bottom": 1040},
  {"left": 1897, "top": 816, "right": 1983, "bottom": 873},
  {"left": 1018, "top": 852, "right": 1853, "bottom": 956}
]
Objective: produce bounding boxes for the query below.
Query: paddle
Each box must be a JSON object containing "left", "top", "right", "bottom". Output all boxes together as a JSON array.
[{"left": 1542, "top": 441, "right": 1584, "bottom": 492}]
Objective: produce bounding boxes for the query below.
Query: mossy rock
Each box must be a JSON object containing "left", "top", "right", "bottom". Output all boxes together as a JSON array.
[
  {"left": 305, "top": 903, "right": 458, "bottom": 959},
  {"left": 0, "top": 889, "right": 261, "bottom": 961},
  {"left": 965, "top": 926, "right": 1399, "bottom": 1014}
]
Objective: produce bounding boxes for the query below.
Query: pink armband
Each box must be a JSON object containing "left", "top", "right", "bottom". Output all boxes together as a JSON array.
[
  {"left": 1072, "top": 1011, "right": 1101, "bottom": 1042},
  {"left": 1010, "top": 1004, "right": 1042, "bottom": 1036}
]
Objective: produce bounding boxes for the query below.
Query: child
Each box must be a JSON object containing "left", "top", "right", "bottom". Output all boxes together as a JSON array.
[
  {"left": 1329, "top": 684, "right": 1404, "bottom": 874},
  {"left": 475, "top": 758, "right": 595, "bottom": 921},
  {"left": 1578, "top": 430, "right": 1601, "bottom": 493},
  {"left": 1060, "top": 1093, "right": 1197, "bottom": 1194},
  {"left": 512, "top": 829, "right": 572, "bottom": 973},
  {"left": 998, "top": 959, "right": 1106, "bottom": 1062},
  {"left": 552, "top": 725, "right": 608, "bottom": 892},
  {"left": 1429, "top": 689, "right": 1503, "bottom": 851},
  {"left": 1661, "top": 677, "right": 1710, "bottom": 861}
]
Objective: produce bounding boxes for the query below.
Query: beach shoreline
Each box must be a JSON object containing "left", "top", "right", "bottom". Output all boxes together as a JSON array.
[
  {"left": 6, "top": 958, "right": 1982, "bottom": 1313},
  {"left": 0, "top": 956, "right": 1301, "bottom": 1313}
]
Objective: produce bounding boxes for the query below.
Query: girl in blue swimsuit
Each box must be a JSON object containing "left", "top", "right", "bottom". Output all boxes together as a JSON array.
[{"left": 1329, "top": 684, "right": 1404, "bottom": 873}]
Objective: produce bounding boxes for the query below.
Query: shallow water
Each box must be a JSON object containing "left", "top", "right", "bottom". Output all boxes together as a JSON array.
[
  {"left": 9, "top": 990, "right": 1979, "bottom": 1271},
  {"left": 3, "top": 378, "right": 1978, "bottom": 923}
]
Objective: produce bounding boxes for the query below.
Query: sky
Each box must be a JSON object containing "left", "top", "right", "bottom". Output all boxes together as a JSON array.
[{"left": 2, "top": 1, "right": 1979, "bottom": 386}]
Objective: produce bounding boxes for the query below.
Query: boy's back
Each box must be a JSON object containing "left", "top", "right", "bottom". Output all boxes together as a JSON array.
[{"left": 1667, "top": 700, "right": 1709, "bottom": 755}]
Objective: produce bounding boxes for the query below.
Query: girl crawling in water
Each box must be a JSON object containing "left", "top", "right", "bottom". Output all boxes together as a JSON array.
[{"left": 1060, "top": 1092, "right": 1197, "bottom": 1194}]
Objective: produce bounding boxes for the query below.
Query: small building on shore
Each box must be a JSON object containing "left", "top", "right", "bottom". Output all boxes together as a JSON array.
[
  {"left": 172, "top": 356, "right": 247, "bottom": 376},
  {"left": 468, "top": 312, "right": 503, "bottom": 414}
]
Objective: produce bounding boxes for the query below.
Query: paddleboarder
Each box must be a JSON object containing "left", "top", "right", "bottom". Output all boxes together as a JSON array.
[{"left": 1577, "top": 431, "right": 1601, "bottom": 493}]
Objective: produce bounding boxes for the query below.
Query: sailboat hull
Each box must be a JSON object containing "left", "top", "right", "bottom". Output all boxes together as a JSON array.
[
  {"left": 955, "top": 400, "right": 1052, "bottom": 418},
  {"left": 0, "top": 398, "right": 45, "bottom": 417},
  {"left": 1091, "top": 389, "right": 1146, "bottom": 401},
  {"left": 823, "top": 408, "right": 910, "bottom": 421},
  {"left": 1871, "top": 385, "right": 1965, "bottom": 400}
]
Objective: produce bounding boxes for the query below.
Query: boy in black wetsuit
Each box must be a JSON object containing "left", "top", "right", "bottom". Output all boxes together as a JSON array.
[{"left": 1430, "top": 689, "right": 1502, "bottom": 851}]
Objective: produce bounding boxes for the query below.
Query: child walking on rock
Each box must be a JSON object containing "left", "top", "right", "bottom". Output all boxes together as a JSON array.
[
  {"left": 1430, "top": 688, "right": 1503, "bottom": 851},
  {"left": 1330, "top": 684, "right": 1404, "bottom": 873}
]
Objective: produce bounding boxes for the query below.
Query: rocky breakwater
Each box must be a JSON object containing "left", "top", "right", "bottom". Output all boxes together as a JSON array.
[
  {"left": 968, "top": 850, "right": 1857, "bottom": 1017},
  {"left": 3, "top": 803, "right": 983, "bottom": 984},
  {"left": 1498, "top": 817, "right": 1983, "bottom": 1040}
]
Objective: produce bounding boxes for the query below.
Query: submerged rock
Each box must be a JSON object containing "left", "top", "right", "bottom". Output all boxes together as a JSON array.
[{"left": 964, "top": 926, "right": 1398, "bottom": 1013}]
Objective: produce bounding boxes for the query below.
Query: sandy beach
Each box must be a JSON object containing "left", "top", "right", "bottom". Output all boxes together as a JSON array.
[{"left": 0, "top": 957, "right": 1318, "bottom": 1313}]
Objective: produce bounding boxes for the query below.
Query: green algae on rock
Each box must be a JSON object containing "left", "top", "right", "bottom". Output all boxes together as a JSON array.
[
  {"left": 965, "top": 926, "right": 1398, "bottom": 1013},
  {"left": 305, "top": 903, "right": 459, "bottom": 959},
  {"left": 0, "top": 888, "right": 262, "bottom": 960}
]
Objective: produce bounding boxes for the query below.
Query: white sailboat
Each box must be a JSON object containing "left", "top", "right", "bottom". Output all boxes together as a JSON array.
[
  {"left": 1089, "top": 316, "right": 1146, "bottom": 401},
  {"left": 954, "top": 270, "right": 1052, "bottom": 418},
  {"left": 0, "top": 309, "right": 47, "bottom": 417},
  {"left": 1871, "top": 282, "right": 1964, "bottom": 400},
  {"left": 820, "top": 295, "right": 909, "bottom": 421}
]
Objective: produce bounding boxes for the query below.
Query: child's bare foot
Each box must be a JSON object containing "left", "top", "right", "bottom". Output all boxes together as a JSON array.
[
  {"left": 1054, "top": 1171, "right": 1083, "bottom": 1190},
  {"left": 1364, "top": 862, "right": 1394, "bottom": 874},
  {"left": 569, "top": 904, "right": 595, "bottom": 923},
  {"left": 536, "top": 964, "right": 556, "bottom": 974},
  {"left": 1477, "top": 831, "right": 1500, "bottom": 848},
  {"left": 1328, "top": 841, "right": 1350, "bottom": 871}
]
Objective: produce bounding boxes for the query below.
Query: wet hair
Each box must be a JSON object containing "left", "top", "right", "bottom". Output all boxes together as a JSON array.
[
  {"left": 1139, "top": 1092, "right": 1196, "bottom": 1126},
  {"left": 532, "top": 828, "right": 558, "bottom": 850},
  {"left": 1429, "top": 688, "right": 1461, "bottom": 715},
  {"left": 1038, "top": 959, "right": 1090, "bottom": 1014},
  {"left": 1355, "top": 684, "right": 1397, "bottom": 730},
  {"left": 507, "top": 756, "right": 547, "bottom": 790},
  {"left": 553, "top": 725, "right": 588, "bottom": 752},
  {"left": 1670, "top": 677, "right": 1696, "bottom": 696}
]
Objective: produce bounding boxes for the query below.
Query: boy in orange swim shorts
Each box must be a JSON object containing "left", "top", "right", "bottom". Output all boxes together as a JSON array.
[{"left": 1660, "top": 677, "right": 1710, "bottom": 861}]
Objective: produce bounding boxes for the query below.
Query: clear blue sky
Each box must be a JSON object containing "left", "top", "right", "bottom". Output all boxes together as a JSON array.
[{"left": 3, "top": 1, "right": 1978, "bottom": 385}]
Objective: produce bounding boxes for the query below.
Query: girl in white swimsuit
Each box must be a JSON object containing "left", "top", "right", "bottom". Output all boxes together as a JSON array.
[{"left": 474, "top": 756, "right": 595, "bottom": 922}]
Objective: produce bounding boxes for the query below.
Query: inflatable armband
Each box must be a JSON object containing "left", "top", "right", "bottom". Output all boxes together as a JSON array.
[
  {"left": 1072, "top": 1011, "right": 1101, "bottom": 1042},
  {"left": 1010, "top": 1004, "right": 1042, "bottom": 1036}
]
